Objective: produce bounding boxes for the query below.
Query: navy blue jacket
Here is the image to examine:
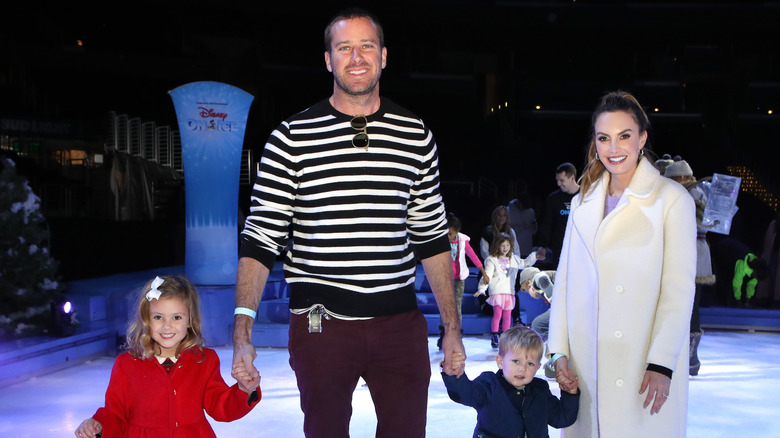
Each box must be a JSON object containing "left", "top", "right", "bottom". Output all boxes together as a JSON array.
[{"left": 442, "top": 370, "right": 579, "bottom": 438}]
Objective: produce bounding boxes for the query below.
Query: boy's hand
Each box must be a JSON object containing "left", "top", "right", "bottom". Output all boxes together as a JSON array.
[
  {"left": 75, "top": 418, "right": 102, "bottom": 438},
  {"left": 442, "top": 352, "right": 466, "bottom": 376},
  {"left": 561, "top": 375, "right": 579, "bottom": 394},
  {"left": 450, "top": 352, "right": 466, "bottom": 370},
  {"left": 554, "top": 356, "right": 578, "bottom": 394},
  {"left": 535, "top": 247, "right": 547, "bottom": 260}
]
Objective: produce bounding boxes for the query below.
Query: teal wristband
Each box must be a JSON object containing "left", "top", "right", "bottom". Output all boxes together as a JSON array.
[
  {"left": 234, "top": 307, "right": 257, "bottom": 319},
  {"left": 551, "top": 353, "right": 566, "bottom": 364}
]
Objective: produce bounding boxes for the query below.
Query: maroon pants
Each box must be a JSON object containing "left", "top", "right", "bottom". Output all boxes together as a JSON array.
[{"left": 288, "top": 309, "right": 431, "bottom": 438}]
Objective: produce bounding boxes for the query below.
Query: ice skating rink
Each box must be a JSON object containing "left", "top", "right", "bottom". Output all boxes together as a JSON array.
[{"left": 1, "top": 330, "right": 778, "bottom": 437}]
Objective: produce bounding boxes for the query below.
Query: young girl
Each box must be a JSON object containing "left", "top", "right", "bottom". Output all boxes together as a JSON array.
[
  {"left": 475, "top": 235, "right": 539, "bottom": 348},
  {"left": 438, "top": 213, "right": 489, "bottom": 349},
  {"left": 75, "top": 275, "right": 260, "bottom": 438}
]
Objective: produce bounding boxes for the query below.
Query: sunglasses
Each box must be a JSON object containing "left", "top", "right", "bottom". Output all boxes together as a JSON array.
[{"left": 351, "top": 116, "right": 369, "bottom": 149}]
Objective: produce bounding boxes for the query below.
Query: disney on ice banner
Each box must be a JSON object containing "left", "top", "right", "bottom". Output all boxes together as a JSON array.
[{"left": 169, "top": 82, "right": 254, "bottom": 285}]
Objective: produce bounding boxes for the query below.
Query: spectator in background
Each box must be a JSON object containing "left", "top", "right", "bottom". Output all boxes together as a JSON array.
[
  {"left": 664, "top": 158, "right": 715, "bottom": 376},
  {"left": 538, "top": 163, "right": 579, "bottom": 268},
  {"left": 507, "top": 183, "right": 538, "bottom": 257}
]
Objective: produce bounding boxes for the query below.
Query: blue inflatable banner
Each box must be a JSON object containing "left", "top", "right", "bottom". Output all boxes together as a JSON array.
[{"left": 169, "top": 82, "right": 254, "bottom": 285}]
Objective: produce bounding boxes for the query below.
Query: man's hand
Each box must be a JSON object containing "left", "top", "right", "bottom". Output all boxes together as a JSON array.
[
  {"left": 232, "top": 355, "right": 261, "bottom": 393},
  {"left": 440, "top": 328, "right": 466, "bottom": 377},
  {"left": 232, "top": 257, "right": 269, "bottom": 395},
  {"left": 232, "top": 340, "right": 261, "bottom": 392}
]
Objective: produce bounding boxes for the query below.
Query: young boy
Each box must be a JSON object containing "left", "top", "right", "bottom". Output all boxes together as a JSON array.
[{"left": 442, "top": 326, "right": 578, "bottom": 437}]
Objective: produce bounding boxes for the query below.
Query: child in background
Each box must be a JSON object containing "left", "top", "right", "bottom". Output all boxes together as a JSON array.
[
  {"left": 518, "top": 267, "right": 557, "bottom": 377},
  {"left": 442, "top": 326, "right": 579, "bottom": 438},
  {"left": 517, "top": 268, "right": 555, "bottom": 342},
  {"left": 75, "top": 275, "right": 260, "bottom": 438},
  {"left": 475, "top": 235, "right": 540, "bottom": 348},
  {"left": 438, "top": 213, "right": 489, "bottom": 349}
]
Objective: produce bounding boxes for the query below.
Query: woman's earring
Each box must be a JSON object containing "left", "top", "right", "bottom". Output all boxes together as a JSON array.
[{"left": 640, "top": 149, "right": 645, "bottom": 156}]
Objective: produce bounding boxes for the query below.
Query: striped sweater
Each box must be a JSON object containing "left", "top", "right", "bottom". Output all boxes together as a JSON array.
[{"left": 239, "top": 99, "right": 450, "bottom": 317}]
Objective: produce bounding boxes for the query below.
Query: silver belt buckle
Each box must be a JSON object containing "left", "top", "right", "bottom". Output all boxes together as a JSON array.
[{"left": 308, "top": 305, "right": 327, "bottom": 333}]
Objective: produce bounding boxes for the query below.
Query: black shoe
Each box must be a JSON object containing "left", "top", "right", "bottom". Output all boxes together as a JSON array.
[{"left": 490, "top": 332, "right": 499, "bottom": 348}]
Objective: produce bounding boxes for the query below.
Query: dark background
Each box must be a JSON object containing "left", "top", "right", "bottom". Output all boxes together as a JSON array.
[{"left": 2, "top": 1, "right": 779, "bottom": 282}]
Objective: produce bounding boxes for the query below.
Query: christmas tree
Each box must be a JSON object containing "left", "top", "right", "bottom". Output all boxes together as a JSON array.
[{"left": 0, "top": 156, "right": 66, "bottom": 339}]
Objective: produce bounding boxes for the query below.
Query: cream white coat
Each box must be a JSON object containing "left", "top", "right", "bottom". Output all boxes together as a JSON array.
[{"left": 547, "top": 158, "right": 697, "bottom": 437}]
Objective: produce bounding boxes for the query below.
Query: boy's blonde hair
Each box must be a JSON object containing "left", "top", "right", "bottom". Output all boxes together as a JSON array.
[
  {"left": 125, "top": 275, "right": 205, "bottom": 359},
  {"left": 498, "top": 325, "right": 544, "bottom": 361}
]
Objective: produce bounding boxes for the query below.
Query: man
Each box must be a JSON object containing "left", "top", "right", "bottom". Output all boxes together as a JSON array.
[
  {"left": 231, "top": 8, "right": 465, "bottom": 438},
  {"left": 538, "top": 162, "right": 579, "bottom": 268}
]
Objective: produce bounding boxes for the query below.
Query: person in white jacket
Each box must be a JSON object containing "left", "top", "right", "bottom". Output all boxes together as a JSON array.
[
  {"left": 475, "top": 235, "right": 541, "bottom": 347},
  {"left": 547, "top": 91, "right": 696, "bottom": 437}
]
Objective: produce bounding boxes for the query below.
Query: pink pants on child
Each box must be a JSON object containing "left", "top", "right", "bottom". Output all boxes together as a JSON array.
[
  {"left": 491, "top": 306, "right": 513, "bottom": 333},
  {"left": 486, "top": 293, "right": 515, "bottom": 333}
]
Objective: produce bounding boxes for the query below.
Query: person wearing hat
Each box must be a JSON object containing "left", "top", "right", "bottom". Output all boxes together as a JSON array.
[
  {"left": 665, "top": 158, "right": 713, "bottom": 376},
  {"left": 654, "top": 153, "right": 675, "bottom": 175},
  {"left": 518, "top": 267, "right": 557, "bottom": 377}
]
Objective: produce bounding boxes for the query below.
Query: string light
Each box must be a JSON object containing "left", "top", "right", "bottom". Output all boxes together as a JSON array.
[{"left": 727, "top": 165, "right": 779, "bottom": 211}]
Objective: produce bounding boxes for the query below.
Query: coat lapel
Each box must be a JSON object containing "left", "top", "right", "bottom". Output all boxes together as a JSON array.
[
  {"left": 574, "top": 158, "right": 661, "bottom": 255},
  {"left": 571, "top": 176, "right": 608, "bottom": 259}
]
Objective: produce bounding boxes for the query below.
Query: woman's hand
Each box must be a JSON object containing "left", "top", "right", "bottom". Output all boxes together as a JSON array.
[
  {"left": 639, "top": 370, "right": 671, "bottom": 415},
  {"left": 554, "top": 356, "right": 578, "bottom": 393}
]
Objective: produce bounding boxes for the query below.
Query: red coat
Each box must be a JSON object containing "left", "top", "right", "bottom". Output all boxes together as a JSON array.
[{"left": 93, "top": 347, "right": 259, "bottom": 437}]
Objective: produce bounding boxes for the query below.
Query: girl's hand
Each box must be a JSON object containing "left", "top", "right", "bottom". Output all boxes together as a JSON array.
[
  {"left": 75, "top": 418, "right": 102, "bottom": 438},
  {"left": 473, "top": 290, "right": 485, "bottom": 297},
  {"left": 232, "top": 362, "right": 261, "bottom": 393},
  {"left": 535, "top": 247, "right": 547, "bottom": 260}
]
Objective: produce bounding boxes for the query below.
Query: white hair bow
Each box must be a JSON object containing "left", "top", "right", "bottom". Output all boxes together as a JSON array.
[{"left": 146, "top": 276, "right": 165, "bottom": 301}]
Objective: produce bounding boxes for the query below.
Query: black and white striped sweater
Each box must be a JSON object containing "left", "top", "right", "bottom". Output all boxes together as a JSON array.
[{"left": 239, "top": 99, "right": 449, "bottom": 317}]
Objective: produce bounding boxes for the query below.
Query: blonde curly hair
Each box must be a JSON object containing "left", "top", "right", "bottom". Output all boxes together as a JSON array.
[{"left": 125, "top": 275, "right": 205, "bottom": 360}]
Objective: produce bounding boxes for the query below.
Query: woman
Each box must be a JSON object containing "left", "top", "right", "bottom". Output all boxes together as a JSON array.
[
  {"left": 480, "top": 206, "right": 521, "bottom": 261},
  {"left": 547, "top": 91, "right": 696, "bottom": 437},
  {"left": 664, "top": 158, "right": 715, "bottom": 376}
]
